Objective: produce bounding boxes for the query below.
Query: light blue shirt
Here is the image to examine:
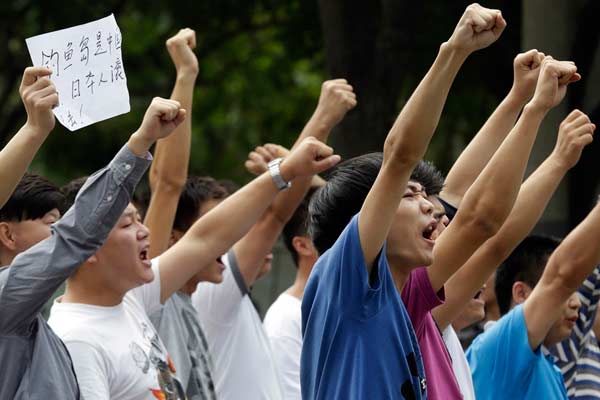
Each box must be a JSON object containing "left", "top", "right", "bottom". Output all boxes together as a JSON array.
[{"left": 466, "top": 304, "right": 568, "bottom": 400}]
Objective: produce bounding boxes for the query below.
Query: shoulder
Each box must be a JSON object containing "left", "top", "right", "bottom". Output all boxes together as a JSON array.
[{"left": 264, "top": 293, "right": 302, "bottom": 337}]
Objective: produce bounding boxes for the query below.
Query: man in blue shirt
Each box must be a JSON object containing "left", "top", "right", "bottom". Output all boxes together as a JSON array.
[
  {"left": 301, "top": 4, "right": 512, "bottom": 399},
  {"left": 467, "top": 219, "right": 600, "bottom": 399}
]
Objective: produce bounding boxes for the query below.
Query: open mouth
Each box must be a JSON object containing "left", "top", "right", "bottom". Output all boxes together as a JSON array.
[
  {"left": 139, "top": 249, "right": 149, "bottom": 261},
  {"left": 216, "top": 256, "right": 224, "bottom": 266},
  {"left": 422, "top": 221, "right": 437, "bottom": 241}
]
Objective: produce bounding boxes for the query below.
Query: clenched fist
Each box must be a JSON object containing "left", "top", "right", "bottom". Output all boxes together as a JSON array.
[
  {"left": 447, "top": 3, "right": 506, "bottom": 54},
  {"left": 551, "top": 109, "right": 595, "bottom": 170},
  {"left": 166, "top": 28, "right": 199, "bottom": 77},
  {"left": 529, "top": 57, "right": 580, "bottom": 112},
  {"left": 279, "top": 137, "right": 341, "bottom": 182},
  {"left": 129, "top": 97, "right": 186, "bottom": 156},
  {"left": 511, "top": 49, "right": 545, "bottom": 103},
  {"left": 314, "top": 79, "right": 357, "bottom": 129}
]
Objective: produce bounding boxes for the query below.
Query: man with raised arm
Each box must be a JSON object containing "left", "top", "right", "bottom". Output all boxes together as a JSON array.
[
  {"left": 0, "top": 93, "right": 183, "bottom": 399},
  {"left": 301, "top": 4, "right": 514, "bottom": 399},
  {"left": 0, "top": 67, "right": 58, "bottom": 208},
  {"left": 437, "top": 108, "right": 593, "bottom": 399},
  {"left": 190, "top": 79, "right": 355, "bottom": 400},
  {"left": 48, "top": 117, "right": 340, "bottom": 400},
  {"left": 466, "top": 185, "right": 600, "bottom": 399}
]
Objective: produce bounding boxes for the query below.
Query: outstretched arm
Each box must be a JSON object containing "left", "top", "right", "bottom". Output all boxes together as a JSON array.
[
  {"left": 440, "top": 50, "right": 545, "bottom": 207},
  {"left": 157, "top": 138, "right": 340, "bottom": 303},
  {"left": 0, "top": 97, "right": 185, "bottom": 334},
  {"left": 525, "top": 196, "right": 600, "bottom": 349},
  {"left": 433, "top": 109, "right": 594, "bottom": 330},
  {"left": 232, "top": 79, "right": 356, "bottom": 287},
  {"left": 145, "top": 28, "right": 198, "bottom": 258},
  {"left": 427, "top": 57, "right": 581, "bottom": 293},
  {"left": 360, "top": 4, "right": 506, "bottom": 270},
  {"left": 0, "top": 67, "right": 58, "bottom": 208}
]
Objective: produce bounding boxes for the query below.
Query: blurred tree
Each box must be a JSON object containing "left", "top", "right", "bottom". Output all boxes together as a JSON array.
[{"left": 0, "top": 0, "right": 325, "bottom": 186}]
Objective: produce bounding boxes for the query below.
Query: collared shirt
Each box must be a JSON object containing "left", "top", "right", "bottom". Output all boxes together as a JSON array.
[
  {"left": 551, "top": 266, "right": 600, "bottom": 399},
  {"left": 0, "top": 145, "right": 150, "bottom": 400}
]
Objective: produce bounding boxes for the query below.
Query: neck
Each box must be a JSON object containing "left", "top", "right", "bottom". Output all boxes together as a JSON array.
[
  {"left": 287, "top": 263, "right": 311, "bottom": 300},
  {"left": 0, "top": 251, "right": 16, "bottom": 267},
  {"left": 62, "top": 280, "right": 125, "bottom": 307},
  {"left": 389, "top": 258, "right": 411, "bottom": 294},
  {"left": 484, "top": 302, "right": 500, "bottom": 323}
]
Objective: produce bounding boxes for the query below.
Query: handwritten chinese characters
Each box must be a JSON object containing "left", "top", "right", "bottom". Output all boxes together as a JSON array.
[{"left": 26, "top": 14, "right": 130, "bottom": 131}]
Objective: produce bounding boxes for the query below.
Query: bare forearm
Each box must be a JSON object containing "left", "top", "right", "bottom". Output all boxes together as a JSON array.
[
  {"left": 441, "top": 91, "right": 525, "bottom": 207},
  {"left": 145, "top": 73, "right": 196, "bottom": 257},
  {"left": 0, "top": 124, "right": 50, "bottom": 207},
  {"left": 434, "top": 155, "right": 567, "bottom": 330},
  {"left": 149, "top": 73, "right": 195, "bottom": 191},
  {"left": 386, "top": 43, "right": 467, "bottom": 165}
]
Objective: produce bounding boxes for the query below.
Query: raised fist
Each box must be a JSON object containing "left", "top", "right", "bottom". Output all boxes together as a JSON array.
[
  {"left": 315, "top": 79, "right": 357, "bottom": 129},
  {"left": 448, "top": 3, "right": 506, "bottom": 54},
  {"left": 166, "top": 28, "right": 199, "bottom": 77},
  {"left": 530, "top": 57, "right": 580, "bottom": 112},
  {"left": 245, "top": 143, "right": 289, "bottom": 176},
  {"left": 19, "top": 67, "right": 59, "bottom": 135},
  {"left": 552, "top": 109, "right": 595, "bottom": 169},
  {"left": 137, "top": 97, "right": 186, "bottom": 143},
  {"left": 279, "top": 137, "right": 341, "bottom": 182},
  {"left": 511, "top": 49, "right": 545, "bottom": 103}
]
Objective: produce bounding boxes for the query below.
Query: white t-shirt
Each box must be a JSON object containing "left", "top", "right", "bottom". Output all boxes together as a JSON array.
[
  {"left": 263, "top": 292, "right": 303, "bottom": 400},
  {"left": 191, "top": 250, "right": 283, "bottom": 400},
  {"left": 442, "top": 325, "right": 476, "bottom": 400},
  {"left": 49, "top": 260, "right": 185, "bottom": 400}
]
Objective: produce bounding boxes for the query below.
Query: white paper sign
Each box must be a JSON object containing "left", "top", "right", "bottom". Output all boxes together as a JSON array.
[{"left": 25, "top": 14, "right": 130, "bottom": 131}]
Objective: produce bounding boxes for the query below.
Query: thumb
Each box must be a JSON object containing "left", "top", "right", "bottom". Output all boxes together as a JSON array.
[
  {"left": 171, "top": 108, "right": 186, "bottom": 126},
  {"left": 312, "top": 154, "right": 341, "bottom": 173}
]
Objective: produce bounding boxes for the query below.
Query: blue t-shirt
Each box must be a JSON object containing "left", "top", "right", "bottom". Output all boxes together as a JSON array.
[
  {"left": 466, "top": 304, "right": 568, "bottom": 400},
  {"left": 301, "top": 215, "right": 426, "bottom": 399}
]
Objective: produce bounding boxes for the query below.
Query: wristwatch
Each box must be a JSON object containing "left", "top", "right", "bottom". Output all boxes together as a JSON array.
[{"left": 268, "top": 157, "right": 291, "bottom": 191}]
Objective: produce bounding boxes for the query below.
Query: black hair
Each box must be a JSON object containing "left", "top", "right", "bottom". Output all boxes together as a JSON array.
[
  {"left": 308, "top": 153, "right": 445, "bottom": 255},
  {"left": 218, "top": 179, "right": 240, "bottom": 195},
  {"left": 0, "top": 173, "right": 64, "bottom": 222},
  {"left": 173, "top": 175, "right": 228, "bottom": 232},
  {"left": 60, "top": 176, "right": 88, "bottom": 212},
  {"left": 495, "top": 235, "right": 561, "bottom": 316},
  {"left": 283, "top": 187, "right": 318, "bottom": 267}
]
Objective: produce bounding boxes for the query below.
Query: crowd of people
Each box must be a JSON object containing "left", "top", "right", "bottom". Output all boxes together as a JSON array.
[{"left": 1, "top": 3, "right": 599, "bottom": 400}]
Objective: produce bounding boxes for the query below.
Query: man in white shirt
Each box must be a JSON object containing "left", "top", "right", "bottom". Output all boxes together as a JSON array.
[
  {"left": 49, "top": 93, "right": 341, "bottom": 399},
  {"left": 263, "top": 188, "right": 319, "bottom": 400},
  {"left": 192, "top": 79, "right": 356, "bottom": 400}
]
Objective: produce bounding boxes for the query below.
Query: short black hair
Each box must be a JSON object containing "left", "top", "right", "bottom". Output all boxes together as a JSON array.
[
  {"left": 283, "top": 187, "right": 318, "bottom": 267},
  {"left": 218, "top": 179, "right": 240, "bottom": 195},
  {"left": 308, "top": 153, "right": 445, "bottom": 255},
  {"left": 0, "top": 173, "right": 64, "bottom": 222},
  {"left": 495, "top": 235, "right": 561, "bottom": 316},
  {"left": 60, "top": 176, "right": 88, "bottom": 212},
  {"left": 173, "top": 175, "right": 228, "bottom": 232}
]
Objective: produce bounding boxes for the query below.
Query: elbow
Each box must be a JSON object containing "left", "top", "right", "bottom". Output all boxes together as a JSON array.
[
  {"left": 459, "top": 208, "right": 503, "bottom": 243},
  {"left": 151, "top": 176, "right": 186, "bottom": 196},
  {"left": 383, "top": 134, "right": 420, "bottom": 170}
]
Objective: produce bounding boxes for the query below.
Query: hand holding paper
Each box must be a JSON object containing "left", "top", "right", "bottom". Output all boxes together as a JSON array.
[
  {"left": 25, "top": 14, "right": 130, "bottom": 131},
  {"left": 20, "top": 67, "right": 59, "bottom": 135}
]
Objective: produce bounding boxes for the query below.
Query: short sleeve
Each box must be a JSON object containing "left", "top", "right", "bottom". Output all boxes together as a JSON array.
[
  {"left": 314, "top": 214, "right": 391, "bottom": 316},
  {"left": 191, "top": 251, "right": 243, "bottom": 326},
  {"left": 467, "top": 305, "right": 537, "bottom": 388},
  {"left": 65, "top": 340, "right": 111, "bottom": 400},
  {"left": 401, "top": 267, "right": 444, "bottom": 331},
  {"left": 128, "top": 259, "right": 162, "bottom": 316}
]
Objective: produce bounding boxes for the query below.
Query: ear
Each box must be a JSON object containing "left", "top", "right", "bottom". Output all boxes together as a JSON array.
[
  {"left": 292, "top": 236, "right": 318, "bottom": 258},
  {"left": 0, "top": 222, "right": 17, "bottom": 251},
  {"left": 512, "top": 281, "right": 533, "bottom": 306}
]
